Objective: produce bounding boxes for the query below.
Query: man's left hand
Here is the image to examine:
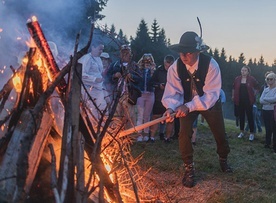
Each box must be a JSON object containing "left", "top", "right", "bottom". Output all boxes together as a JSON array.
[{"left": 175, "top": 104, "right": 189, "bottom": 118}]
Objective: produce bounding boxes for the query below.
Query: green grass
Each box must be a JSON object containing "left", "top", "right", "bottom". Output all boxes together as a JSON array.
[{"left": 131, "top": 119, "right": 276, "bottom": 203}]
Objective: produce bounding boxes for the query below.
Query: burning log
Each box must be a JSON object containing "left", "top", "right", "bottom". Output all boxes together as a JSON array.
[
  {"left": 0, "top": 47, "right": 72, "bottom": 202},
  {"left": 26, "top": 16, "right": 67, "bottom": 94}
]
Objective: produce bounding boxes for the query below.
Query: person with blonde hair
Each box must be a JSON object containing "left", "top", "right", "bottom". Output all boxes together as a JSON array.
[
  {"left": 136, "top": 53, "right": 156, "bottom": 142},
  {"left": 259, "top": 72, "right": 276, "bottom": 153}
]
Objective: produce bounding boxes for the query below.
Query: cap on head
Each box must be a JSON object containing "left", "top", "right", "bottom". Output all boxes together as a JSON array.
[
  {"left": 169, "top": 31, "right": 209, "bottom": 54},
  {"left": 100, "top": 52, "right": 110, "bottom": 59}
]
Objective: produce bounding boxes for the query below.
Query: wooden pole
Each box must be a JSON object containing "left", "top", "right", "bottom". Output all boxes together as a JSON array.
[{"left": 119, "top": 113, "right": 176, "bottom": 137}]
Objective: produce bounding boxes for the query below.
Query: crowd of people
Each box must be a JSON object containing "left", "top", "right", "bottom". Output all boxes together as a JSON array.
[{"left": 77, "top": 30, "right": 276, "bottom": 188}]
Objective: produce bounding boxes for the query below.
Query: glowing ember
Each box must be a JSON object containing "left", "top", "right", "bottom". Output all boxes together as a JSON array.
[
  {"left": 1, "top": 124, "right": 5, "bottom": 131},
  {"left": 31, "top": 16, "right": 38, "bottom": 22},
  {"left": 12, "top": 73, "right": 22, "bottom": 93}
]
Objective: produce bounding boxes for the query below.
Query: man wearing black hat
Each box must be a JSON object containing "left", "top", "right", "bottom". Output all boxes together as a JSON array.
[{"left": 162, "top": 31, "right": 232, "bottom": 188}]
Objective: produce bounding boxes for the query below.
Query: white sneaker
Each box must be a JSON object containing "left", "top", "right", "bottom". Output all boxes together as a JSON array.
[
  {"left": 238, "top": 133, "right": 244, "bottom": 138},
  {"left": 136, "top": 135, "right": 143, "bottom": 142},
  {"left": 143, "top": 136, "right": 149, "bottom": 142},
  {"left": 249, "top": 134, "right": 254, "bottom": 141}
]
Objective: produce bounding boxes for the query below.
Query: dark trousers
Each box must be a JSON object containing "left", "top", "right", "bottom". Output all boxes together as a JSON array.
[
  {"left": 262, "top": 110, "right": 276, "bottom": 149},
  {"left": 178, "top": 100, "right": 230, "bottom": 164},
  {"left": 174, "top": 117, "right": 180, "bottom": 137},
  {"left": 238, "top": 102, "right": 254, "bottom": 133}
]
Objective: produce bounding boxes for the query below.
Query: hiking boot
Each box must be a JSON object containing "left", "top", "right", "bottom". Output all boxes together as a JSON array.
[
  {"left": 249, "top": 134, "right": 254, "bottom": 141},
  {"left": 219, "top": 158, "right": 233, "bottom": 173},
  {"left": 182, "top": 163, "right": 195, "bottom": 188}
]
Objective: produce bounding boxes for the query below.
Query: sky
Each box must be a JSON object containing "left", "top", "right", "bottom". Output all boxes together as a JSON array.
[{"left": 100, "top": 0, "right": 276, "bottom": 65}]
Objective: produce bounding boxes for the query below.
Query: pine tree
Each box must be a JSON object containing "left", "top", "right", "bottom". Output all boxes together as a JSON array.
[
  {"left": 150, "top": 19, "right": 160, "bottom": 43},
  {"left": 131, "top": 19, "right": 152, "bottom": 61},
  {"left": 238, "top": 53, "right": 246, "bottom": 64}
]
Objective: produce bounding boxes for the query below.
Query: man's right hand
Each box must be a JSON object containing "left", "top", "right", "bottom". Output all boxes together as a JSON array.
[{"left": 163, "top": 108, "right": 175, "bottom": 123}]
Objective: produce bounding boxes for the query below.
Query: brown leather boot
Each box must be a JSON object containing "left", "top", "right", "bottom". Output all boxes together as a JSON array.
[
  {"left": 182, "top": 163, "right": 195, "bottom": 188},
  {"left": 219, "top": 157, "right": 233, "bottom": 173}
]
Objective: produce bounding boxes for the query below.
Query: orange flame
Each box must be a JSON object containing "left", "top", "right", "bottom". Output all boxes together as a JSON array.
[{"left": 12, "top": 73, "right": 22, "bottom": 93}]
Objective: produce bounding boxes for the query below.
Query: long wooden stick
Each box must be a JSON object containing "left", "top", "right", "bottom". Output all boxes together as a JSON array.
[{"left": 119, "top": 113, "right": 176, "bottom": 137}]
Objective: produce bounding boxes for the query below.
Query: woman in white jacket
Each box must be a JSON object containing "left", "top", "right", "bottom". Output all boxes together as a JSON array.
[{"left": 259, "top": 72, "right": 276, "bottom": 153}]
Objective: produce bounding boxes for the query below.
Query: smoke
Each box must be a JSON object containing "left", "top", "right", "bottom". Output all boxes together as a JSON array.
[{"left": 0, "top": 0, "right": 97, "bottom": 87}]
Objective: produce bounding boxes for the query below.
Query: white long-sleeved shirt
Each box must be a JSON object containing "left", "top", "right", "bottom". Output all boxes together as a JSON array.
[
  {"left": 259, "top": 86, "right": 276, "bottom": 110},
  {"left": 78, "top": 53, "right": 104, "bottom": 89},
  {"left": 161, "top": 57, "right": 221, "bottom": 112}
]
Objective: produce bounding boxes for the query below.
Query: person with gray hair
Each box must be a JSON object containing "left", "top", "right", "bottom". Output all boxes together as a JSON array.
[
  {"left": 162, "top": 31, "right": 232, "bottom": 188},
  {"left": 259, "top": 72, "right": 276, "bottom": 153}
]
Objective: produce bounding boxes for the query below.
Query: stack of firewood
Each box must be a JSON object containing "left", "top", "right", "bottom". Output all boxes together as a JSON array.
[{"left": 0, "top": 17, "right": 160, "bottom": 203}]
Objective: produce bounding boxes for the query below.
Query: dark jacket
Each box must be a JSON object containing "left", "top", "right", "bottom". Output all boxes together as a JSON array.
[
  {"left": 106, "top": 60, "right": 142, "bottom": 91},
  {"left": 151, "top": 65, "right": 167, "bottom": 114},
  {"left": 137, "top": 68, "right": 154, "bottom": 93}
]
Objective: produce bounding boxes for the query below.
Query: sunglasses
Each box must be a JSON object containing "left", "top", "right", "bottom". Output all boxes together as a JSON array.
[{"left": 266, "top": 78, "right": 274, "bottom": 81}]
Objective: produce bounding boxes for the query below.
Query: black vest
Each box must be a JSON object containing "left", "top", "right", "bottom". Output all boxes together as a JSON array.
[{"left": 177, "top": 53, "right": 211, "bottom": 103}]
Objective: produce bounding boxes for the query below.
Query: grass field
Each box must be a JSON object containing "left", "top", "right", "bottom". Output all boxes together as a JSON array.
[{"left": 131, "top": 119, "right": 276, "bottom": 203}]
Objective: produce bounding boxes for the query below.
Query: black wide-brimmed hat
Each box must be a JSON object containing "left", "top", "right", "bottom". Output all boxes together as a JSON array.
[{"left": 169, "top": 31, "right": 209, "bottom": 53}]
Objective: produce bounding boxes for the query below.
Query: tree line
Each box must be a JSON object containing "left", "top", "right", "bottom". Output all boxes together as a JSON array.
[{"left": 98, "top": 18, "right": 276, "bottom": 103}]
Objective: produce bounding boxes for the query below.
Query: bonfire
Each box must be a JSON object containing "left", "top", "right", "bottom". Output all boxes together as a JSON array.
[{"left": 0, "top": 16, "right": 168, "bottom": 203}]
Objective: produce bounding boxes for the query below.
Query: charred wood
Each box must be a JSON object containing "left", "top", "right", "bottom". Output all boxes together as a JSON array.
[
  {"left": 26, "top": 18, "right": 67, "bottom": 93},
  {"left": 58, "top": 32, "right": 82, "bottom": 202}
]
